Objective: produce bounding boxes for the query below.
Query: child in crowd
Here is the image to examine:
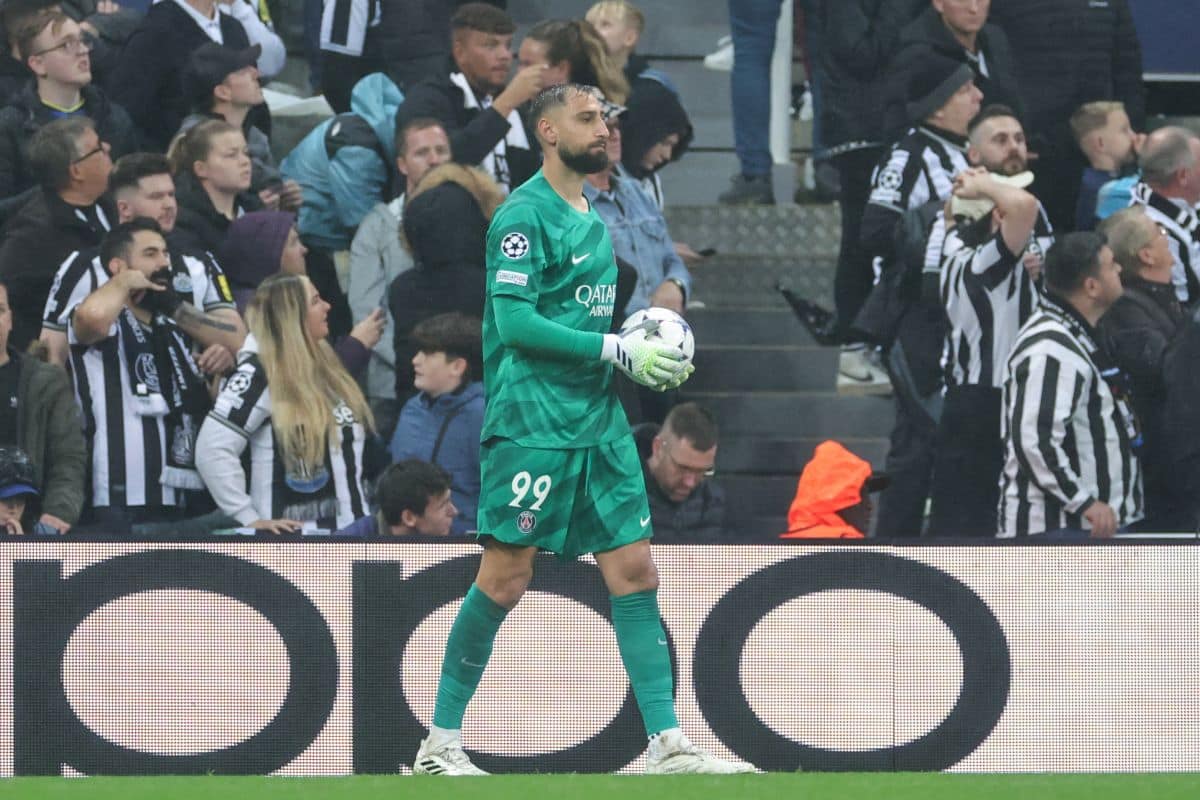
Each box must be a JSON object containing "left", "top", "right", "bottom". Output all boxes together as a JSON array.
[
  {"left": 1070, "top": 101, "right": 1145, "bottom": 231},
  {"left": 585, "top": 0, "right": 646, "bottom": 81},
  {"left": 388, "top": 312, "right": 483, "bottom": 536},
  {"left": 0, "top": 445, "right": 40, "bottom": 536},
  {"left": 336, "top": 459, "right": 458, "bottom": 537}
]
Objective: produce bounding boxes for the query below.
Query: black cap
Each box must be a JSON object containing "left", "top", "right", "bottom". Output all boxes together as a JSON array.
[
  {"left": 905, "top": 52, "right": 974, "bottom": 125},
  {"left": 183, "top": 42, "right": 262, "bottom": 108},
  {"left": 0, "top": 446, "right": 38, "bottom": 499}
]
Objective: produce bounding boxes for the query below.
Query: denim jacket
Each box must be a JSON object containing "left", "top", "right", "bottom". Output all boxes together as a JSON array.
[{"left": 584, "top": 167, "right": 691, "bottom": 316}]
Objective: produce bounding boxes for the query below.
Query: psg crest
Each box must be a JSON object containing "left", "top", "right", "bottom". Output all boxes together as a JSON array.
[{"left": 517, "top": 510, "right": 536, "bottom": 534}]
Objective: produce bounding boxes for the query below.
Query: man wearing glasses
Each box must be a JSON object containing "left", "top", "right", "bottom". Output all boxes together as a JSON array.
[
  {"left": 0, "top": 116, "right": 114, "bottom": 349},
  {"left": 637, "top": 402, "right": 727, "bottom": 543},
  {"left": 0, "top": 9, "right": 136, "bottom": 203},
  {"left": 1098, "top": 207, "right": 1187, "bottom": 531}
]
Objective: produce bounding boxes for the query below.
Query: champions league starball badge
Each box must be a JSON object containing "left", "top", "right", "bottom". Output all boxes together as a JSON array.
[{"left": 501, "top": 232, "right": 529, "bottom": 260}]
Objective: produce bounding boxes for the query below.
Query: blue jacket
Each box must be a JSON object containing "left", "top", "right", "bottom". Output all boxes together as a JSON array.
[
  {"left": 281, "top": 73, "right": 403, "bottom": 250},
  {"left": 388, "top": 381, "right": 484, "bottom": 535}
]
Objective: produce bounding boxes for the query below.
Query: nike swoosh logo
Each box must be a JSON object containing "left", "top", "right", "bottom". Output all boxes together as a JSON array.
[
  {"left": 657, "top": 638, "right": 668, "bottom": 646},
  {"left": 640, "top": 515, "right": 651, "bottom": 527},
  {"left": 461, "top": 657, "right": 486, "bottom": 668},
  {"left": 572, "top": 253, "right": 589, "bottom": 264}
]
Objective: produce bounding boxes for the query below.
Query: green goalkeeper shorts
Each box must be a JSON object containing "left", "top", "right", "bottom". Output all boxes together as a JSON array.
[{"left": 476, "top": 435, "right": 652, "bottom": 559}]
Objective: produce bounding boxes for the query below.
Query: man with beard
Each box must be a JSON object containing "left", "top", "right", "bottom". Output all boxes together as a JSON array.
[
  {"left": 68, "top": 218, "right": 213, "bottom": 533},
  {"left": 412, "top": 84, "right": 753, "bottom": 777},
  {"left": 41, "top": 152, "right": 245, "bottom": 372}
]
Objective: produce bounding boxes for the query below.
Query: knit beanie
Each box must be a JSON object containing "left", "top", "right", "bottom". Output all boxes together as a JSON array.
[
  {"left": 221, "top": 210, "right": 296, "bottom": 288},
  {"left": 905, "top": 53, "right": 974, "bottom": 125}
]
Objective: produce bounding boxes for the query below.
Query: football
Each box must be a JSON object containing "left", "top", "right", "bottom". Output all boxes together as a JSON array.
[{"left": 619, "top": 307, "right": 695, "bottom": 364}]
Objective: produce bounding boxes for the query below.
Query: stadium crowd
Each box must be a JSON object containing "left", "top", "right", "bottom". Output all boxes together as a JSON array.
[{"left": 0, "top": 0, "right": 1182, "bottom": 541}]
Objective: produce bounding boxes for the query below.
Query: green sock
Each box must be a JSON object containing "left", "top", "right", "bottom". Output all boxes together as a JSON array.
[
  {"left": 432, "top": 583, "right": 509, "bottom": 729},
  {"left": 610, "top": 589, "right": 679, "bottom": 736}
]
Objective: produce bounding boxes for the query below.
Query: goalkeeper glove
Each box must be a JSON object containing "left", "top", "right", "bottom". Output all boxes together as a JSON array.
[
  {"left": 601, "top": 329, "right": 686, "bottom": 389},
  {"left": 654, "top": 362, "right": 695, "bottom": 392}
]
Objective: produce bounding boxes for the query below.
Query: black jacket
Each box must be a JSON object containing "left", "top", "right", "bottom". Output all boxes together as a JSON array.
[
  {"left": 633, "top": 423, "right": 728, "bottom": 544},
  {"left": 172, "top": 171, "right": 264, "bottom": 259},
  {"left": 988, "top": 0, "right": 1145, "bottom": 136},
  {"left": 0, "top": 82, "right": 139, "bottom": 201},
  {"left": 816, "top": 0, "right": 925, "bottom": 151},
  {"left": 388, "top": 181, "right": 487, "bottom": 402},
  {"left": 106, "top": 1, "right": 251, "bottom": 150},
  {"left": 0, "top": 53, "right": 29, "bottom": 109},
  {"left": 394, "top": 71, "right": 538, "bottom": 191},
  {"left": 885, "top": 8, "right": 1024, "bottom": 139},
  {"left": 0, "top": 188, "right": 116, "bottom": 349},
  {"left": 1099, "top": 274, "right": 1186, "bottom": 527}
]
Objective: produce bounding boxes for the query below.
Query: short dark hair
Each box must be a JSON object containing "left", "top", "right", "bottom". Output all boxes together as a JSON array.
[
  {"left": 451, "top": 2, "right": 514, "bottom": 37},
  {"left": 110, "top": 152, "right": 173, "bottom": 195},
  {"left": 529, "top": 83, "right": 600, "bottom": 129},
  {"left": 662, "top": 402, "right": 718, "bottom": 452},
  {"left": 377, "top": 459, "right": 452, "bottom": 526},
  {"left": 395, "top": 117, "right": 446, "bottom": 158},
  {"left": 411, "top": 312, "right": 482, "bottom": 384},
  {"left": 28, "top": 116, "right": 94, "bottom": 190},
  {"left": 100, "top": 218, "right": 164, "bottom": 270},
  {"left": 1044, "top": 231, "right": 1108, "bottom": 295},
  {"left": 967, "top": 103, "right": 1020, "bottom": 139}
]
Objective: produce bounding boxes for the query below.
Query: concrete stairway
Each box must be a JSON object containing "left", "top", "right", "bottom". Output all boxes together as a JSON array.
[{"left": 668, "top": 205, "right": 894, "bottom": 539}]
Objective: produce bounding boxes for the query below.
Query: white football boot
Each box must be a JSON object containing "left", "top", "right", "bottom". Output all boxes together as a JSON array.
[
  {"left": 645, "top": 729, "right": 758, "bottom": 775},
  {"left": 413, "top": 733, "right": 489, "bottom": 776}
]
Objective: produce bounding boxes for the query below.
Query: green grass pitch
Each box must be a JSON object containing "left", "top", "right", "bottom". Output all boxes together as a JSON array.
[{"left": 4, "top": 773, "right": 1200, "bottom": 800}]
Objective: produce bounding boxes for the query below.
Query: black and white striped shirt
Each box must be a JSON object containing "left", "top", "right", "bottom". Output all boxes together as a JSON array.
[
  {"left": 998, "top": 295, "right": 1143, "bottom": 537},
  {"left": 196, "top": 335, "right": 368, "bottom": 528},
  {"left": 1130, "top": 181, "right": 1200, "bottom": 303},
  {"left": 319, "top": 0, "right": 381, "bottom": 56},
  {"left": 67, "top": 313, "right": 190, "bottom": 510},
  {"left": 868, "top": 125, "right": 971, "bottom": 214},
  {"left": 939, "top": 204, "right": 1054, "bottom": 388},
  {"left": 43, "top": 247, "right": 236, "bottom": 332}
]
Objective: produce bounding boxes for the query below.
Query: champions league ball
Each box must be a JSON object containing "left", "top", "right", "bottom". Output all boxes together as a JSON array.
[{"left": 619, "top": 307, "right": 696, "bottom": 365}]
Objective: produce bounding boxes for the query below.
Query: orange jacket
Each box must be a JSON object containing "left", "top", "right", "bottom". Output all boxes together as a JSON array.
[{"left": 780, "top": 440, "right": 869, "bottom": 539}]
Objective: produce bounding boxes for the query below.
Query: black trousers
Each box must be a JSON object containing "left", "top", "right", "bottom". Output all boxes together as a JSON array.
[
  {"left": 874, "top": 340, "right": 941, "bottom": 538},
  {"left": 832, "top": 146, "right": 882, "bottom": 343},
  {"left": 928, "top": 385, "right": 1003, "bottom": 538}
]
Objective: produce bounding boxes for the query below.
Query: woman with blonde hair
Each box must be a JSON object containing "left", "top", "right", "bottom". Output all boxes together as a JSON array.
[{"left": 197, "top": 273, "right": 375, "bottom": 532}]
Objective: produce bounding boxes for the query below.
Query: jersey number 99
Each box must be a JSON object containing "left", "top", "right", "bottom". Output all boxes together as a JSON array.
[{"left": 509, "top": 471, "right": 552, "bottom": 511}]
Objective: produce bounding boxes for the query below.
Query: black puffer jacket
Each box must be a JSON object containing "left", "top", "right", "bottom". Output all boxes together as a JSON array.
[
  {"left": 172, "top": 171, "right": 264, "bottom": 259},
  {"left": 816, "top": 0, "right": 925, "bottom": 152},
  {"left": 388, "top": 180, "right": 487, "bottom": 403},
  {"left": 0, "top": 82, "right": 139, "bottom": 201},
  {"left": 989, "top": 0, "right": 1145, "bottom": 135}
]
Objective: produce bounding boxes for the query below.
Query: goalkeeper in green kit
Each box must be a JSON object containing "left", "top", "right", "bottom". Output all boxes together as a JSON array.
[{"left": 413, "top": 84, "right": 756, "bottom": 777}]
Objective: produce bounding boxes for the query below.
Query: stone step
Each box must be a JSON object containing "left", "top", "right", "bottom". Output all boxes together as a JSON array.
[
  {"left": 688, "top": 306, "right": 819, "bottom": 346},
  {"left": 723, "top": 515, "right": 789, "bottom": 541},
  {"left": 716, "top": 436, "right": 889, "bottom": 475},
  {"left": 688, "top": 255, "right": 835, "bottom": 309},
  {"left": 720, "top": 474, "right": 798, "bottom": 521},
  {"left": 690, "top": 345, "right": 836, "bottom": 392},
  {"left": 664, "top": 203, "right": 841, "bottom": 258},
  {"left": 681, "top": 391, "right": 896, "bottom": 438}
]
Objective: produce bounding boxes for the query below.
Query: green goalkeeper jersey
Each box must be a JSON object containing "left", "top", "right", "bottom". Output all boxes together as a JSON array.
[{"left": 481, "top": 170, "right": 629, "bottom": 449}]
